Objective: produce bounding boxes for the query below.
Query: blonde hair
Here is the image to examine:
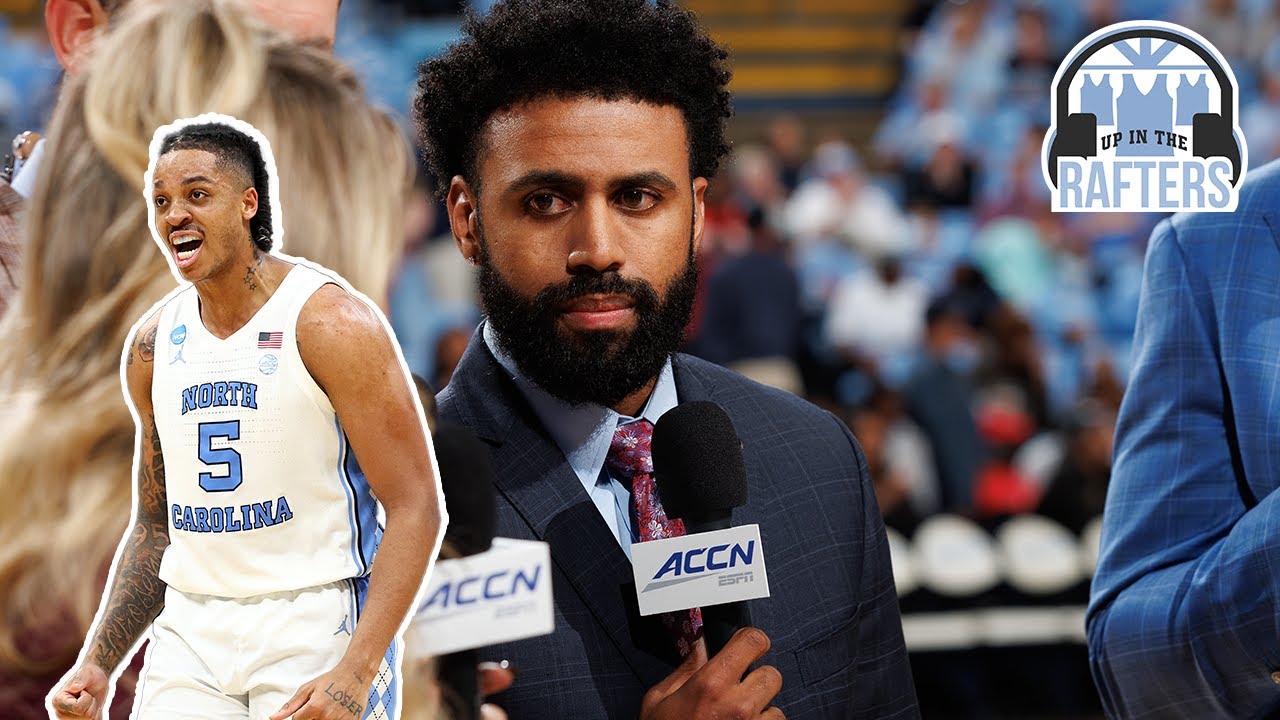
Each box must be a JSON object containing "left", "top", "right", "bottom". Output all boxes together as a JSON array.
[{"left": 0, "top": 0, "right": 412, "bottom": 672}]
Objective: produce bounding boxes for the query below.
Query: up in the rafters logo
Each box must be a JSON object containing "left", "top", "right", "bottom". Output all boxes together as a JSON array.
[{"left": 1043, "top": 21, "right": 1247, "bottom": 212}]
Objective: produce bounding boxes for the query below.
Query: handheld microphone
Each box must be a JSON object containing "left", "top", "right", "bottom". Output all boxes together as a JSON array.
[
  {"left": 432, "top": 421, "right": 497, "bottom": 720},
  {"left": 651, "top": 401, "right": 752, "bottom": 657}
]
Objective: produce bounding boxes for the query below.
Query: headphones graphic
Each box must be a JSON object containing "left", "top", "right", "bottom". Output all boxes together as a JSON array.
[{"left": 1044, "top": 27, "right": 1242, "bottom": 188}]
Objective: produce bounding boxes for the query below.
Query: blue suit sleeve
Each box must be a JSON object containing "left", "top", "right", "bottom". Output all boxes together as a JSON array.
[{"left": 1088, "top": 218, "right": 1280, "bottom": 718}]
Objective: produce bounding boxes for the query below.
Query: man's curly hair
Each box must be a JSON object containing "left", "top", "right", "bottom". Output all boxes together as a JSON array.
[
  {"left": 413, "top": 0, "right": 732, "bottom": 200},
  {"left": 160, "top": 122, "right": 274, "bottom": 252}
]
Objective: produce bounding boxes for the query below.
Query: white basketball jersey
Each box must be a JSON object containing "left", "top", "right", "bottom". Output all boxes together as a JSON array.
[{"left": 152, "top": 264, "right": 379, "bottom": 598}]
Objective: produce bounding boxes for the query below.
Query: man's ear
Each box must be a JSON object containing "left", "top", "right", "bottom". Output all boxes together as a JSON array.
[
  {"left": 46, "top": 0, "right": 109, "bottom": 73},
  {"left": 447, "top": 176, "right": 481, "bottom": 266},
  {"left": 691, "top": 176, "right": 708, "bottom": 255},
  {"left": 242, "top": 186, "right": 259, "bottom": 222}
]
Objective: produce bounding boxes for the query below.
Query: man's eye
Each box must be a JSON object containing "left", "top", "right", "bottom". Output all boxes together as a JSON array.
[
  {"left": 154, "top": 197, "right": 167, "bottom": 207},
  {"left": 618, "top": 189, "right": 657, "bottom": 210},
  {"left": 191, "top": 190, "right": 207, "bottom": 200},
  {"left": 528, "top": 193, "right": 567, "bottom": 214}
]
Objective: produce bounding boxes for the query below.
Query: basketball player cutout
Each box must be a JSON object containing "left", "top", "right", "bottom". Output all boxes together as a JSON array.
[{"left": 50, "top": 115, "right": 445, "bottom": 720}]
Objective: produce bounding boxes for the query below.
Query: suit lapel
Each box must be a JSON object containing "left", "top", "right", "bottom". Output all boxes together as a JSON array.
[{"left": 443, "top": 330, "right": 680, "bottom": 683}]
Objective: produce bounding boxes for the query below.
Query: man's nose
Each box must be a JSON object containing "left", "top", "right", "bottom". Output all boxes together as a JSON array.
[
  {"left": 566, "top": 195, "right": 624, "bottom": 275},
  {"left": 164, "top": 201, "right": 191, "bottom": 231}
]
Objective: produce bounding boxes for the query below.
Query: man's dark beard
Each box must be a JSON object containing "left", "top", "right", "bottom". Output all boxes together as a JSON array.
[{"left": 478, "top": 236, "right": 698, "bottom": 409}]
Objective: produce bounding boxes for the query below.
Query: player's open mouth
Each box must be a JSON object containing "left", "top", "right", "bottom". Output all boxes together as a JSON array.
[{"left": 171, "top": 234, "right": 204, "bottom": 268}]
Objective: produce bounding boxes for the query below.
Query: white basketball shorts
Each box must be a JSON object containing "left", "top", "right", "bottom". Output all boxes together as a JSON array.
[{"left": 132, "top": 578, "right": 400, "bottom": 719}]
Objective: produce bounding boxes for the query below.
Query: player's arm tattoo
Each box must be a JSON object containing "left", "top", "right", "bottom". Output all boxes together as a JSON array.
[
  {"left": 322, "top": 679, "right": 365, "bottom": 717},
  {"left": 89, "top": 416, "right": 169, "bottom": 671},
  {"left": 137, "top": 325, "right": 157, "bottom": 364}
]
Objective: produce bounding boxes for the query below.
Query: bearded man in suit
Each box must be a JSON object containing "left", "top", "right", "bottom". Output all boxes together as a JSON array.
[{"left": 415, "top": 1, "right": 919, "bottom": 717}]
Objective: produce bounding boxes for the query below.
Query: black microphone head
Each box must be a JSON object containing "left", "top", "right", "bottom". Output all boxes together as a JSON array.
[
  {"left": 651, "top": 400, "right": 748, "bottom": 521},
  {"left": 433, "top": 421, "right": 497, "bottom": 556}
]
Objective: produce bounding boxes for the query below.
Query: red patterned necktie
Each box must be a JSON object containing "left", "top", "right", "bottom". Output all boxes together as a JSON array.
[{"left": 606, "top": 419, "right": 703, "bottom": 657}]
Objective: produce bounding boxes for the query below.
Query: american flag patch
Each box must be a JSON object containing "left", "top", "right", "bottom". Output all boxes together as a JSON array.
[{"left": 258, "top": 331, "right": 283, "bottom": 349}]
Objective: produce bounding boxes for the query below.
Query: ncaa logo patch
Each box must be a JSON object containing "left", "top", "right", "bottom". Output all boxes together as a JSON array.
[
  {"left": 1043, "top": 21, "right": 1247, "bottom": 212},
  {"left": 259, "top": 354, "right": 278, "bottom": 375},
  {"left": 169, "top": 324, "right": 187, "bottom": 365}
]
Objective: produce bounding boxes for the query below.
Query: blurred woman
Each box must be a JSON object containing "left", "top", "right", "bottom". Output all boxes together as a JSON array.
[{"left": 0, "top": 1, "right": 413, "bottom": 716}]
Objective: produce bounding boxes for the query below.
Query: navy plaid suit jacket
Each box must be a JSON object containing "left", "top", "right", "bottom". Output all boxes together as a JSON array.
[
  {"left": 1090, "top": 160, "right": 1280, "bottom": 718},
  {"left": 437, "top": 329, "right": 918, "bottom": 719}
]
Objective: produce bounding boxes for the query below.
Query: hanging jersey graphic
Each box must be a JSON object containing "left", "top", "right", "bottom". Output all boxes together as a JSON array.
[
  {"left": 1078, "top": 74, "right": 1114, "bottom": 124},
  {"left": 1043, "top": 21, "right": 1247, "bottom": 212},
  {"left": 1116, "top": 73, "right": 1174, "bottom": 156},
  {"left": 152, "top": 263, "right": 380, "bottom": 598},
  {"left": 1176, "top": 73, "right": 1210, "bottom": 125}
]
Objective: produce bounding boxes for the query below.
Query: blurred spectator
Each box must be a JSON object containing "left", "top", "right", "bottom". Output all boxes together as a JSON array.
[
  {"left": 390, "top": 176, "right": 441, "bottom": 379},
  {"left": 692, "top": 209, "right": 803, "bottom": 394},
  {"left": 1243, "top": 38, "right": 1280, "bottom": 167},
  {"left": 782, "top": 140, "right": 910, "bottom": 257},
  {"left": 898, "top": 0, "right": 947, "bottom": 68},
  {"left": 904, "top": 299, "right": 984, "bottom": 511},
  {"left": 980, "top": 123, "right": 1052, "bottom": 220},
  {"left": 908, "top": 0, "right": 1010, "bottom": 120},
  {"left": 972, "top": 394, "right": 1040, "bottom": 519},
  {"left": 1176, "top": 0, "right": 1248, "bottom": 68},
  {"left": 1004, "top": 3, "right": 1061, "bottom": 119},
  {"left": 432, "top": 325, "right": 472, "bottom": 390},
  {"left": 685, "top": 161, "right": 751, "bottom": 347},
  {"left": 764, "top": 114, "right": 808, "bottom": 193},
  {"left": 700, "top": 160, "right": 751, "bottom": 258},
  {"left": 1248, "top": 0, "right": 1280, "bottom": 68},
  {"left": 972, "top": 216, "right": 1056, "bottom": 313},
  {"left": 900, "top": 209, "right": 975, "bottom": 291},
  {"left": 1084, "top": 355, "right": 1126, "bottom": 411},
  {"left": 1081, "top": 0, "right": 1121, "bottom": 34},
  {"left": 903, "top": 120, "right": 977, "bottom": 211},
  {"left": 389, "top": 196, "right": 480, "bottom": 383},
  {"left": 728, "top": 145, "right": 788, "bottom": 225},
  {"left": 411, "top": 373, "right": 439, "bottom": 433},
  {"left": 979, "top": 305, "right": 1053, "bottom": 431},
  {"left": 1037, "top": 399, "right": 1115, "bottom": 534},
  {"left": 865, "top": 386, "right": 940, "bottom": 525},
  {"left": 873, "top": 72, "right": 967, "bottom": 171},
  {"left": 850, "top": 404, "right": 922, "bottom": 535},
  {"left": 824, "top": 254, "right": 927, "bottom": 373},
  {"left": 935, "top": 262, "right": 1003, "bottom": 332}
]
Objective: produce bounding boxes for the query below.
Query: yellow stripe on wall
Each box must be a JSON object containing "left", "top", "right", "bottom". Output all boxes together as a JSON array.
[
  {"left": 712, "top": 26, "right": 898, "bottom": 53},
  {"left": 730, "top": 63, "right": 896, "bottom": 95}
]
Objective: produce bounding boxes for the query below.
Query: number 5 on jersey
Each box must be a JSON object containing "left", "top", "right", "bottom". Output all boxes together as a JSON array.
[{"left": 198, "top": 420, "right": 243, "bottom": 491}]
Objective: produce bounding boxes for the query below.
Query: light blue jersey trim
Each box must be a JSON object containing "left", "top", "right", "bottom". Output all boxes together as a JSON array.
[
  {"left": 345, "top": 441, "right": 379, "bottom": 571},
  {"left": 335, "top": 418, "right": 369, "bottom": 576},
  {"left": 347, "top": 575, "right": 396, "bottom": 719}
]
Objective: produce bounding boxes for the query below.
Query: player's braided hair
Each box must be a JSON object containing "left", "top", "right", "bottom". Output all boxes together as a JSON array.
[
  {"left": 159, "top": 122, "right": 274, "bottom": 252},
  {"left": 413, "top": 0, "right": 733, "bottom": 200}
]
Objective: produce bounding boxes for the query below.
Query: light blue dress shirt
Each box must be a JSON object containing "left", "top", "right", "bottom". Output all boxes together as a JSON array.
[{"left": 483, "top": 322, "right": 678, "bottom": 560}]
